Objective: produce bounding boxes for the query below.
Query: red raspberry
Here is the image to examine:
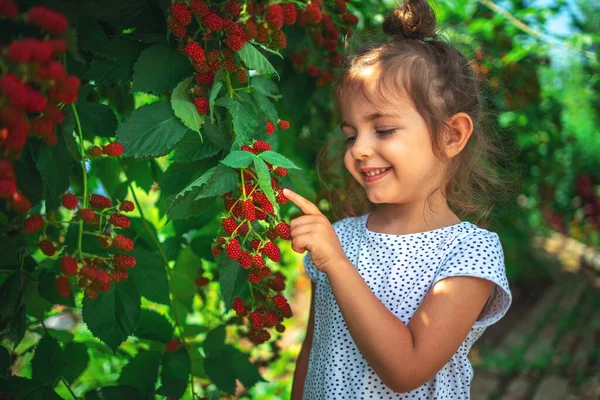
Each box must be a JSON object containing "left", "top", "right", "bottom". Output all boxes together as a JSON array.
[
  {"left": 252, "top": 255, "right": 266, "bottom": 269},
  {"left": 274, "top": 222, "right": 291, "bottom": 240},
  {"left": 253, "top": 140, "right": 271, "bottom": 153},
  {"left": 55, "top": 276, "right": 71, "bottom": 297},
  {"left": 256, "top": 24, "right": 269, "bottom": 43},
  {"left": 241, "top": 200, "right": 256, "bottom": 222},
  {"left": 95, "top": 270, "right": 110, "bottom": 285},
  {"left": 61, "top": 193, "right": 78, "bottom": 209},
  {"left": 305, "top": 3, "right": 323, "bottom": 24},
  {"left": 203, "top": 13, "right": 223, "bottom": 31},
  {"left": 282, "top": 3, "right": 297, "bottom": 25},
  {"left": 189, "top": 0, "right": 210, "bottom": 17},
  {"left": 271, "top": 30, "right": 287, "bottom": 50},
  {"left": 23, "top": 214, "right": 43, "bottom": 234},
  {"left": 324, "top": 39, "right": 337, "bottom": 52},
  {"left": 212, "top": 246, "right": 222, "bottom": 258},
  {"left": 109, "top": 214, "right": 131, "bottom": 229},
  {"left": 171, "top": 2, "right": 191, "bottom": 26},
  {"left": 97, "top": 233, "right": 112, "bottom": 248},
  {"left": 103, "top": 142, "right": 124, "bottom": 157},
  {"left": 38, "top": 239, "right": 55, "bottom": 256},
  {"left": 78, "top": 208, "right": 95, "bottom": 223},
  {"left": 194, "top": 97, "right": 209, "bottom": 115},
  {"left": 238, "top": 222, "right": 249, "bottom": 236},
  {"left": 249, "top": 312, "right": 264, "bottom": 329},
  {"left": 244, "top": 19, "right": 258, "bottom": 40},
  {"left": 84, "top": 288, "right": 98, "bottom": 300},
  {"left": 226, "top": 239, "right": 241, "bottom": 260},
  {"left": 49, "top": 76, "right": 80, "bottom": 105},
  {"left": 114, "top": 234, "right": 134, "bottom": 252},
  {"left": 43, "top": 102, "right": 64, "bottom": 124},
  {"left": 43, "top": 134, "right": 58, "bottom": 147},
  {"left": 165, "top": 340, "right": 180, "bottom": 353},
  {"left": 223, "top": 58, "right": 238, "bottom": 72},
  {"left": 262, "top": 241, "right": 281, "bottom": 262},
  {"left": 224, "top": 1, "right": 240, "bottom": 18},
  {"left": 278, "top": 120, "right": 291, "bottom": 131},
  {"left": 37, "top": 60, "right": 66, "bottom": 81},
  {"left": 272, "top": 294, "right": 288, "bottom": 309},
  {"left": 260, "top": 266, "right": 272, "bottom": 277},
  {"left": 88, "top": 146, "right": 103, "bottom": 158},
  {"left": 266, "top": 4, "right": 284, "bottom": 30},
  {"left": 254, "top": 192, "right": 274, "bottom": 213},
  {"left": 119, "top": 200, "right": 134, "bottom": 212},
  {"left": 276, "top": 324, "right": 285, "bottom": 333},
  {"left": 232, "top": 202, "right": 243, "bottom": 218},
  {"left": 238, "top": 250, "right": 252, "bottom": 269},
  {"left": 250, "top": 239, "right": 262, "bottom": 252},
  {"left": 206, "top": 50, "right": 220, "bottom": 65},
  {"left": 80, "top": 265, "right": 97, "bottom": 281},
  {"left": 168, "top": 17, "right": 187, "bottom": 38},
  {"left": 248, "top": 270, "right": 262, "bottom": 284},
  {"left": 224, "top": 34, "right": 244, "bottom": 51},
  {"left": 269, "top": 276, "right": 285, "bottom": 292},
  {"left": 113, "top": 254, "right": 136, "bottom": 269},
  {"left": 7, "top": 41, "right": 33, "bottom": 63},
  {"left": 222, "top": 216, "right": 237, "bottom": 235},
  {"left": 90, "top": 194, "right": 111, "bottom": 210},
  {"left": 27, "top": 6, "right": 68, "bottom": 35},
  {"left": 0, "top": 160, "right": 14, "bottom": 179},
  {"left": 232, "top": 297, "right": 245, "bottom": 314},
  {"left": 282, "top": 304, "right": 293, "bottom": 318},
  {"left": 259, "top": 329, "right": 271, "bottom": 342},
  {"left": 0, "top": 179, "right": 16, "bottom": 198},
  {"left": 236, "top": 69, "right": 247, "bottom": 84},
  {"left": 195, "top": 72, "right": 214, "bottom": 86},
  {"left": 334, "top": 0, "right": 347, "bottom": 13},
  {"left": 275, "top": 167, "right": 287, "bottom": 177},
  {"left": 264, "top": 313, "right": 279, "bottom": 327},
  {"left": 343, "top": 12, "right": 359, "bottom": 25},
  {"left": 111, "top": 269, "right": 129, "bottom": 282},
  {"left": 195, "top": 276, "right": 210, "bottom": 286},
  {"left": 185, "top": 42, "right": 205, "bottom": 63},
  {"left": 307, "top": 65, "right": 319, "bottom": 77},
  {"left": 266, "top": 121, "right": 275, "bottom": 135},
  {"left": 48, "top": 39, "right": 67, "bottom": 56},
  {"left": 0, "top": 0, "right": 18, "bottom": 18}
]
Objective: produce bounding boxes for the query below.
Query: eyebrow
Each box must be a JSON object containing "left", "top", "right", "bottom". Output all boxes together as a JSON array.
[{"left": 340, "top": 112, "right": 402, "bottom": 129}]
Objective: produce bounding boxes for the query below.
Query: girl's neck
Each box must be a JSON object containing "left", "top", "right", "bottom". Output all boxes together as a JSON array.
[{"left": 368, "top": 201, "right": 461, "bottom": 236}]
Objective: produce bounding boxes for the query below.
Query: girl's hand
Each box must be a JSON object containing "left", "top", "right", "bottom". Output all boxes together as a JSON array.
[{"left": 282, "top": 188, "right": 348, "bottom": 274}]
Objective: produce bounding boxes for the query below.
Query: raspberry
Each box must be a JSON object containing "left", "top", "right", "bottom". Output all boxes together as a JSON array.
[
  {"left": 248, "top": 270, "right": 262, "bottom": 284},
  {"left": 274, "top": 222, "right": 291, "bottom": 240},
  {"left": 165, "top": 340, "right": 180, "bottom": 353},
  {"left": 88, "top": 146, "right": 103, "bottom": 158},
  {"left": 111, "top": 269, "right": 129, "bottom": 282},
  {"left": 168, "top": 17, "right": 187, "bottom": 38},
  {"left": 256, "top": 24, "right": 269, "bottom": 43},
  {"left": 276, "top": 323, "right": 285, "bottom": 333},
  {"left": 238, "top": 250, "right": 252, "bottom": 269},
  {"left": 253, "top": 140, "right": 271, "bottom": 153},
  {"left": 224, "top": 34, "right": 244, "bottom": 51},
  {"left": 232, "top": 297, "right": 245, "bottom": 314},
  {"left": 252, "top": 255, "right": 266, "bottom": 269},
  {"left": 324, "top": 39, "right": 336, "bottom": 52},
  {"left": 171, "top": 2, "right": 191, "bottom": 26},
  {"left": 59, "top": 256, "right": 77, "bottom": 276},
  {"left": 272, "top": 294, "right": 288, "bottom": 309},
  {"left": 236, "top": 69, "right": 247, "bottom": 84},
  {"left": 266, "top": 4, "right": 284, "bottom": 30},
  {"left": 189, "top": 0, "right": 210, "bottom": 17},
  {"left": 282, "top": 304, "right": 293, "bottom": 318},
  {"left": 203, "top": 13, "right": 223, "bottom": 31},
  {"left": 224, "top": 1, "right": 240, "bottom": 18},
  {"left": 95, "top": 270, "right": 110, "bottom": 285},
  {"left": 61, "top": 193, "right": 78, "bottom": 210},
  {"left": 212, "top": 246, "right": 222, "bottom": 258},
  {"left": 43, "top": 102, "right": 64, "bottom": 124},
  {"left": 222, "top": 216, "right": 237, "bottom": 235},
  {"left": 23, "top": 214, "right": 43, "bottom": 234},
  {"left": 97, "top": 233, "right": 112, "bottom": 248},
  {"left": 114, "top": 234, "right": 134, "bottom": 252},
  {"left": 84, "top": 288, "right": 98, "bottom": 300},
  {"left": 238, "top": 222, "right": 249, "bottom": 236},
  {"left": 119, "top": 200, "right": 134, "bottom": 212},
  {"left": 0, "top": 179, "right": 16, "bottom": 198},
  {"left": 55, "top": 276, "right": 71, "bottom": 297},
  {"left": 269, "top": 276, "right": 285, "bottom": 292},
  {"left": 38, "top": 239, "right": 55, "bottom": 256},
  {"left": 250, "top": 239, "right": 262, "bottom": 252},
  {"left": 249, "top": 312, "right": 264, "bottom": 329},
  {"left": 223, "top": 58, "right": 238, "bottom": 72},
  {"left": 244, "top": 19, "right": 258, "bottom": 40},
  {"left": 262, "top": 241, "right": 281, "bottom": 262},
  {"left": 266, "top": 121, "right": 276, "bottom": 135},
  {"left": 334, "top": 0, "right": 347, "bottom": 13},
  {"left": 254, "top": 192, "right": 273, "bottom": 213},
  {"left": 275, "top": 167, "right": 287, "bottom": 177},
  {"left": 232, "top": 202, "right": 243, "bottom": 218},
  {"left": 0, "top": 160, "right": 14, "bottom": 179},
  {"left": 282, "top": 3, "right": 297, "bottom": 25},
  {"left": 90, "top": 194, "right": 111, "bottom": 210},
  {"left": 27, "top": 6, "right": 68, "bottom": 35},
  {"left": 38, "top": 60, "right": 66, "bottom": 81},
  {"left": 259, "top": 329, "right": 271, "bottom": 342},
  {"left": 264, "top": 313, "right": 279, "bottom": 327},
  {"left": 109, "top": 214, "right": 131, "bottom": 229},
  {"left": 48, "top": 39, "right": 67, "bottom": 56},
  {"left": 241, "top": 200, "right": 256, "bottom": 222},
  {"left": 194, "top": 97, "right": 209, "bottom": 115},
  {"left": 103, "top": 142, "right": 124, "bottom": 157},
  {"left": 195, "top": 276, "right": 210, "bottom": 286},
  {"left": 226, "top": 239, "right": 241, "bottom": 260},
  {"left": 195, "top": 72, "right": 214, "bottom": 86},
  {"left": 271, "top": 30, "right": 287, "bottom": 50},
  {"left": 185, "top": 42, "right": 205, "bottom": 63},
  {"left": 49, "top": 76, "right": 80, "bottom": 104},
  {"left": 278, "top": 120, "right": 290, "bottom": 130},
  {"left": 78, "top": 208, "right": 95, "bottom": 223},
  {"left": 343, "top": 12, "right": 359, "bottom": 25},
  {"left": 305, "top": 3, "right": 323, "bottom": 24},
  {"left": 0, "top": 0, "right": 18, "bottom": 18},
  {"left": 113, "top": 254, "right": 136, "bottom": 269},
  {"left": 307, "top": 65, "right": 319, "bottom": 77}
]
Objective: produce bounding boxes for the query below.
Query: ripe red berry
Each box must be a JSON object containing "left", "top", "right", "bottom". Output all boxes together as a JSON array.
[
  {"left": 282, "top": 3, "right": 297, "bottom": 25},
  {"left": 88, "top": 146, "right": 103, "bottom": 158},
  {"left": 0, "top": 0, "right": 18, "bottom": 18},
  {"left": 194, "top": 97, "right": 210, "bottom": 115},
  {"left": 224, "top": 34, "right": 244, "bottom": 51},
  {"left": 223, "top": 58, "right": 238, "bottom": 72},
  {"left": 24, "top": 214, "right": 44, "bottom": 234},
  {"left": 262, "top": 241, "right": 281, "bottom": 262},
  {"left": 55, "top": 276, "right": 71, "bottom": 297},
  {"left": 189, "top": 0, "right": 210, "bottom": 17},
  {"left": 276, "top": 190, "right": 288, "bottom": 204},
  {"left": 90, "top": 194, "right": 111, "bottom": 210},
  {"left": 103, "top": 142, "right": 124, "bottom": 157},
  {"left": 114, "top": 234, "right": 134, "bottom": 252},
  {"left": 38, "top": 239, "right": 55, "bottom": 256},
  {"left": 273, "top": 294, "right": 288, "bottom": 309},
  {"left": 253, "top": 140, "right": 271, "bottom": 153},
  {"left": 306, "top": 3, "right": 323, "bottom": 24},
  {"left": 78, "top": 208, "right": 95, "bottom": 223},
  {"left": 266, "top": 4, "right": 284, "bottom": 30},
  {"left": 238, "top": 250, "right": 252, "bottom": 269},
  {"left": 241, "top": 200, "right": 256, "bottom": 222},
  {"left": 61, "top": 193, "right": 78, "bottom": 209},
  {"left": 276, "top": 323, "right": 286, "bottom": 333},
  {"left": 252, "top": 255, "right": 266, "bottom": 269},
  {"left": 250, "top": 239, "right": 262, "bottom": 252},
  {"left": 113, "top": 254, "right": 137, "bottom": 269},
  {"left": 224, "top": 1, "right": 240, "bottom": 18},
  {"left": 274, "top": 222, "right": 291, "bottom": 240},
  {"left": 119, "top": 200, "right": 135, "bottom": 212},
  {"left": 211, "top": 246, "right": 222, "bottom": 258},
  {"left": 185, "top": 42, "right": 205, "bottom": 63},
  {"left": 232, "top": 297, "right": 245, "bottom": 314},
  {"left": 195, "top": 72, "right": 214, "bottom": 86},
  {"left": 95, "top": 270, "right": 111, "bottom": 285},
  {"left": 271, "top": 30, "right": 287, "bottom": 50},
  {"left": 236, "top": 69, "right": 247, "bottom": 83},
  {"left": 264, "top": 312, "right": 279, "bottom": 327},
  {"left": 278, "top": 120, "right": 290, "bottom": 130},
  {"left": 171, "top": 2, "right": 191, "bottom": 26},
  {"left": 60, "top": 256, "right": 78, "bottom": 276},
  {"left": 249, "top": 312, "right": 264, "bottom": 329},
  {"left": 266, "top": 121, "right": 275, "bottom": 135},
  {"left": 203, "top": 13, "right": 223, "bottom": 31},
  {"left": 248, "top": 270, "right": 262, "bottom": 284},
  {"left": 274, "top": 167, "right": 287, "bottom": 177},
  {"left": 222, "top": 216, "right": 237, "bottom": 235},
  {"left": 27, "top": 6, "right": 68, "bottom": 35},
  {"left": 168, "top": 17, "right": 187, "bottom": 38},
  {"left": 225, "top": 239, "right": 241, "bottom": 260},
  {"left": 343, "top": 12, "right": 359, "bottom": 25},
  {"left": 195, "top": 276, "right": 210, "bottom": 286},
  {"left": 109, "top": 214, "right": 131, "bottom": 229},
  {"left": 165, "top": 340, "right": 180, "bottom": 353}
]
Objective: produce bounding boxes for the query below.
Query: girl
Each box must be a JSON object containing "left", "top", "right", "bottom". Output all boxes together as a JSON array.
[{"left": 284, "top": 0, "right": 513, "bottom": 398}]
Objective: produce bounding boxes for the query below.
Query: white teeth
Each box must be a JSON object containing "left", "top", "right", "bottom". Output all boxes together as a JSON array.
[{"left": 363, "top": 168, "right": 389, "bottom": 177}]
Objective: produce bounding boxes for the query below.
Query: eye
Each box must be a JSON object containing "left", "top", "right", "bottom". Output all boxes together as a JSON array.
[
  {"left": 345, "top": 136, "right": 356, "bottom": 144},
  {"left": 376, "top": 129, "right": 396, "bottom": 136}
]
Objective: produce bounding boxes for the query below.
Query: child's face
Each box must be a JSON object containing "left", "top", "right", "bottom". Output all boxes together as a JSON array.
[{"left": 340, "top": 87, "right": 445, "bottom": 205}]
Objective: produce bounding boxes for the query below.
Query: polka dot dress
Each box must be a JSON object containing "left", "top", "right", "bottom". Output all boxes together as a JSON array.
[{"left": 302, "top": 213, "right": 512, "bottom": 399}]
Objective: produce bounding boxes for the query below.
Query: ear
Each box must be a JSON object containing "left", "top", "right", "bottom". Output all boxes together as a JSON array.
[{"left": 443, "top": 112, "right": 473, "bottom": 159}]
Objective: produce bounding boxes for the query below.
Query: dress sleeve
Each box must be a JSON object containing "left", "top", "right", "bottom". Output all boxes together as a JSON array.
[
  {"left": 303, "top": 252, "right": 320, "bottom": 282},
  {"left": 433, "top": 230, "right": 512, "bottom": 328}
]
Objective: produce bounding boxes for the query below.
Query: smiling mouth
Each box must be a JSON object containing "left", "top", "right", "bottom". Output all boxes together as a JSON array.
[{"left": 362, "top": 167, "right": 391, "bottom": 177}]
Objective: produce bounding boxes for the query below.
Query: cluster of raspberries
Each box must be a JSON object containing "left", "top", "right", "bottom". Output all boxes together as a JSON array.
[
  {"left": 23, "top": 192, "right": 137, "bottom": 300},
  {"left": 0, "top": 2, "right": 79, "bottom": 216}
]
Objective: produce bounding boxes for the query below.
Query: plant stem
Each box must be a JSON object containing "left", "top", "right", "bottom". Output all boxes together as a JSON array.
[
  {"left": 71, "top": 103, "right": 88, "bottom": 259},
  {"left": 225, "top": 70, "right": 234, "bottom": 99},
  {"left": 61, "top": 377, "right": 79, "bottom": 400}
]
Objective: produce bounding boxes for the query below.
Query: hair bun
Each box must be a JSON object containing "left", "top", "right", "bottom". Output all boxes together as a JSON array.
[{"left": 382, "top": 0, "right": 438, "bottom": 41}]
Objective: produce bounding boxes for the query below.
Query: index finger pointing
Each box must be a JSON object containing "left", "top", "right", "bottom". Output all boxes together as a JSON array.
[{"left": 282, "top": 188, "right": 322, "bottom": 215}]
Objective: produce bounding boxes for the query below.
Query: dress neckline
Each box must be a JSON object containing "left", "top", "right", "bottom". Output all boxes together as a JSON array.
[{"left": 362, "top": 212, "right": 468, "bottom": 237}]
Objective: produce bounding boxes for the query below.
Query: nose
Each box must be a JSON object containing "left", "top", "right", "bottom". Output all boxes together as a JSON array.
[{"left": 350, "top": 133, "right": 373, "bottom": 160}]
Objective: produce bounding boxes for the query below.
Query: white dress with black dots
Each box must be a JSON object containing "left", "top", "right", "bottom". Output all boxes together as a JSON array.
[{"left": 302, "top": 213, "right": 512, "bottom": 399}]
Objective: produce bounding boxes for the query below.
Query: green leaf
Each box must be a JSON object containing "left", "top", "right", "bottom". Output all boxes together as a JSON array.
[
  {"left": 121, "top": 158, "right": 155, "bottom": 192},
  {"left": 132, "top": 45, "right": 193, "bottom": 95},
  {"left": 84, "top": 39, "right": 146, "bottom": 86},
  {"left": 171, "top": 77, "right": 204, "bottom": 135},
  {"left": 128, "top": 248, "right": 170, "bottom": 306},
  {"left": 135, "top": 309, "right": 173, "bottom": 343},
  {"left": 77, "top": 102, "right": 118, "bottom": 138},
  {"left": 9, "top": 305, "right": 26, "bottom": 349},
  {"left": 238, "top": 43, "right": 279, "bottom": 79},
  {"left": 220, "top": 150, "right": 254, "bottom": 168},
  {"left": 203, "top": 324, "right": 226, "bottom": 353},
  {"left": 0, "top": 345, "right": 10, "bottom": 376},
  {"left": 172, "top": 130, "right": 221, "bottom": 162},
  {"left": 202, "top": 116, "right": 231, "bottom": 150},
  {"left": 252, "top": 91, "right": 278, "bottom": 123},
  {"left": 62, "top": 342, "right": 89, "bottom": 383},
  {"left": 209, "top": 81, "right": 223, "bottom": 123},
  {"left": 32, "top": 335, "right": 65, "bottom": 384},
  {"left": 167, "top": 189, "right": 215, "bottom": 220},
  {"left": 157, "top": 346, "right": 191, "bottom": 397},
  {"left": 218, "top": 255, "right": 249, "bottom": 310},
  {"left": 189, "top": 347, "right": 206, "bottom": 377},
  {"left": 118, "top": 350, "right": 162, "bottom": 398},
  {"left": 78, "top": 20, "right": 114, "bottom": 59},
  {"left": 195, "top": 164, "right": 239, "bottom": 199},
  {"left": 116, "top": 102, "right": 188, "bottom": 159},
  {"left": 160, "top": 160, "right": 211, "bottom": 200},
  {"left": 253, "top": 157, "right": 277, "bottom": 210},
  {"left": 175, "top": 166, "right": 216, "bottom": 200},
  {"left": 171, "top": 247, "right": 202, "bottom": 307},
  {"left": 215, "top": 95, "right": 259, "bottom": 148},
  {"left": 35, "top": 136, "right": 74, "bottom": 209},
  {"left": 251, "top": 75, "right": 278, "bottom": 97},
  {"left": 82, "top": 279, "right": 141, "bottom": 351},
  {"left": 204, "top": 345, "right": 265, "bottom": 394},
  {"left": 85, "top": 385, "right": 143, "bottom": 400},
  {"left": 258, "top": 150, "right": 300, "bottom": 169}
]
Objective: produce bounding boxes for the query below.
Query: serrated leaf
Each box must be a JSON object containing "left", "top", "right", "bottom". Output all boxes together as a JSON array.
[
  {"left": 118, "top": 350, "right": 161, "bottom": 398},
  {"left": 32, "top": 335, "right": 65, "bottom": 384},
  {"left": 128, "top": 248, "right": 170, "bottom": 306},
  {"left": 253, "top": 41, "right": 284, "bottom": 59},
  {"left": 218, "top": 255, "right": 249, "bottom": 310},
  {"left": 82, "top": 279, "right": 141, "bottom": 351},
  {"left": 84, "top": 39, "right": 146, "bottom": 86},
  {"left": 171, "top": 77, "right": 204, "bottom": 135},
  {"left": 204, "top": 324, "right": 226, "bottom": 354},
  {"left": 238, "top": 43, "right": 279, "bottom": 79},
  {"left": 204, "top": 345, "right": 265, "bottom": 395},
  {"left": 132, "top": 45, "right": 193, "bottom": 95},
  {"left": 215, "top": 96, "right": 259, "bottom": 148},
  {"left": 209, "top": 81, "right": 223, "bottom": 123},
  {"left": 171, "top": 247, "right": 202, "bottom": 307},
  {"left": 175, "top": 166, "right": 216, "bottom": 200},
  {"left": 167, "top": 188, "right": 214, "bottom": 220},
  {"left": 116, "top": 102, "right": 188, "bottom": 159},
  {"left": 63, "top": 342, "right": 89, "bottom": 383},
  {"left": 251, "top": 75, "right": 278, "bottom": 97},
  {"left": 38, "top": 271, "right": 75, "bottom": 307},
  {"left": 195, "top": 164, "right": 238, "bottom": 200},
  {"left": 220, "top": 150, "right": 254, "bottom": 168},
  {"left": 157, "top": 346, "right": 190, "bottom": 397},
  {"left": 252, "top": 91, "right": 278, "bottom": 123},
  {"left": 134, "top": 309, "right": 173, "bottom": 343},
  {"left": 79, "top": 20, "right": 114, "bottom": 59},
  {"left": 253, "top": 157, "right": 277, "bottom": 210},
  {"left": 189, "top": 347, "right": 206, "bottom": 377},
  {"left": 77, "top": 102, "right": 118, "bottom": 138},
  {"left": 202, "top": 115, "right": 231, "bottom": 150},
  {"left": 160, "top": 160, "right": 211, "bottom": 200},
  {"left": 172, "top": 130, "right": 221, "bottom": 162},
  {"left": 258, "top": 150, "right": 300, "bottom": 169},
  {"left": 85, "top": 385, "right": 143, "bottom": 400},
  {"left": 35, "top": 136, "right": 74, "bottom": 210}
]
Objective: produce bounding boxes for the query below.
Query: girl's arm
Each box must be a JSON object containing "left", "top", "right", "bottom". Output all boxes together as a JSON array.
[
  {"left": 327, "top": 259, "right": 494, "bottom": 393},
  {"left": 291, "top": 281, "right": 316, "bottom": 400}
]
